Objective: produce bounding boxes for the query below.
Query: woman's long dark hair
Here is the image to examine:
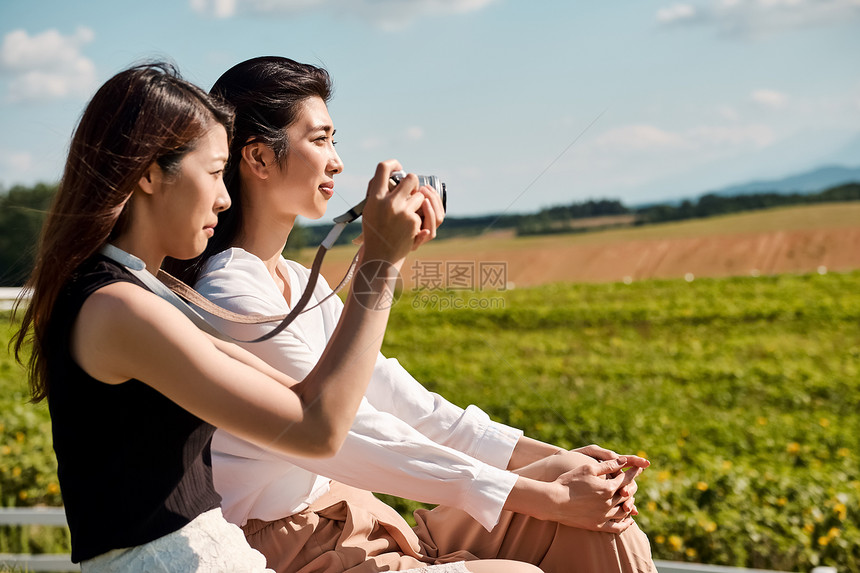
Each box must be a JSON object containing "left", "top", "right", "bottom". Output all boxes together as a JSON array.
[
  {"left": 164, "top": 56, "right": 332, "bottom": 285},
  {"left": 13, "top": 61, "right": 233, "bottom": 402}
]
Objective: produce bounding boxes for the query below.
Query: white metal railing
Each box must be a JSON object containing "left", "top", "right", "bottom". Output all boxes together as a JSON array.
[
  {"left": 0, "top": 507, "right": 77, "bottom": 572},
  {"left": 655, "top": 563, "right": 837, "bottom": 573},
  {"left": 0, "top": 287, "right": 28, "bottom": 311}
]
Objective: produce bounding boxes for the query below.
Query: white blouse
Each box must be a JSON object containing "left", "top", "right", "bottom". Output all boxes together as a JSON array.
[{"left": 195, "top": 248, "right": 521, "bottom": 531}]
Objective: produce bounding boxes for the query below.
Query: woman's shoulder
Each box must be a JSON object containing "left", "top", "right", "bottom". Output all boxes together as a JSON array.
[
  {"left": 56, "top": 256, "right": 145, "bottom": 321},
  {"left": 195, "top": 248, "right": 282, "bottom": 304},
  {"left": 198, "top": 248, "right": 270, "bottom": 284}
]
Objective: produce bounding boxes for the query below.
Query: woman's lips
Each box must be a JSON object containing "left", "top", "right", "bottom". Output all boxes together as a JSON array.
[{"left": 319, "top": 183, "right": 334, "bottom": 199}]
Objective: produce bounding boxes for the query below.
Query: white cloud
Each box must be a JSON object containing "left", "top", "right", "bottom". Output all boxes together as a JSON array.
[
  {"left": 405, "top": 126, "right": 424, "bottom": 141},
  {"left": 595, "top": 125, "right": 688, "bottom": 151},
  {"left": 751, "top": 88, "right": 788, "bottom": 108},
  {"left": 0, "top": 28, "right": 97, "bottom": 102},
  {"left": 357, "top": 126, "right": 424, "bottom": 149},
  {"left": 359, "top": 136, "right": 385, "bottom": 151},
  {"left": 0, "top": 151, "right": 37, "bottom": 187},
  {"left": 656, "top": 0, "right": 860, "bottom": 38},
  {"left": 594, "top": 123, "right": 775, "bottom": 154},
  {"left": 189, "top": 0, "right": 498, "bottom": 27},
  {"left": 656, "top": 4, "right": 697, "bottom": 23},
  {"left": 190, "top": 0, "right": 238, "bottom": 18},
  {"left": 717, "top": 104, "right": 740, "bottom": 121},
  {"left": 5, "top": 151, "right": 35, "bottom": 172},
  {"left": 688, "top": 124, "right": 775, "bottom": 147}
]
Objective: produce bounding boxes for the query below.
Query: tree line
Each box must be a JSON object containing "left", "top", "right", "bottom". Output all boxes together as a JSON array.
[
  {"left": 1, "top": 181, "right": 858, "bottom": 286},
  {"left": 634, "top": 183, "right": 860, "bottom": 225}
]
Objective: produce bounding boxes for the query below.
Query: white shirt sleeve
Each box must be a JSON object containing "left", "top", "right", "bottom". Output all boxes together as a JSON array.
[
  {"left": 366, "top": 357, "right": 523, "bottom": 470},
  {"left": 194, "top": 249, "right": 519, "bottom": 530}
]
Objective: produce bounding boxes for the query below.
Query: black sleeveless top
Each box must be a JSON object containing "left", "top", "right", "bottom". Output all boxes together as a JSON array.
[{"left": 44, "top": 256, "right": 221, "bottom": 563}]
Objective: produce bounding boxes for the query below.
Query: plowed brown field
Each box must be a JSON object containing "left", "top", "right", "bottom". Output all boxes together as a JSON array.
[{"left": 313, "top": 202, "right": 860, "bottom": 288}]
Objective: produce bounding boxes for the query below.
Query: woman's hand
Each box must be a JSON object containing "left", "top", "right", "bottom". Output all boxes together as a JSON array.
[
  {"left": 509, "top": 449, "right": 644, "bottom": 531},
  {"left": 505, "top": 453, "right": 637, "bottom": 533},
  {"left": 546, "top": 454, "right": 638, "bottom": 532},
  {"left": 574, "top": 443, "right": 648, "bottom": 507},
  {"left": 412, "top": 182, "right": 446, "bottom": 248},
  {"left": 360, "top": 160, "right": 427, "bottom": 268}
]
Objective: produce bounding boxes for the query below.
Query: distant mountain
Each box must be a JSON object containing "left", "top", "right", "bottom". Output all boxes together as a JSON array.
[{"left": 708, "top": 164, "right": 860, "bottom": 197}]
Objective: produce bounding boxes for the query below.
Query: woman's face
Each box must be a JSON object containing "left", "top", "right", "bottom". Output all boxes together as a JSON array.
[
  {"left": 272, "top": 96, "right": 343, "bottom": 220},
  {"left": 156, "top": 123, "right": 231, "bottom": 260}
]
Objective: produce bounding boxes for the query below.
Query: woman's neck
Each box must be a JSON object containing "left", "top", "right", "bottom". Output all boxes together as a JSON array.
[
  {"left": 234, "top": 208, "right": 295, "bottom": 279},
  {"left": 111, "top": 235, "right": 163, "bottom": 274}
]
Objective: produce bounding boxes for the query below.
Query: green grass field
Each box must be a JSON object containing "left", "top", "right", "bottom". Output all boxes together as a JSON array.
[{"left": 2, "top": 269, "right": 859, "bottom": 571}]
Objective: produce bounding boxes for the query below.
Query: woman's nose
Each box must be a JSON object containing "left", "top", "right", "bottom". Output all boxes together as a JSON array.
[
  {"left": 329, "top": 148, "right": 344, "bottom": 175},
  {"left": 215, "top": 179, "right": 231, "bottom": 213}
]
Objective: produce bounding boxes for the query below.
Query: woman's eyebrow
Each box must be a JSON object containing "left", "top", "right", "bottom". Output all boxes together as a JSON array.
[{"left": 310, "top": 123, "right": 334, "bottom": 133}]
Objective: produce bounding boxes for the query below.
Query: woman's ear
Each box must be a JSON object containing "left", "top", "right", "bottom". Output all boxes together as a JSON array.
[
  {"left": 241, "top": 143, "right": 275, "bottom": 180},
  {"left": 137, "top": 162, "right": 163, "bottom": 196}
]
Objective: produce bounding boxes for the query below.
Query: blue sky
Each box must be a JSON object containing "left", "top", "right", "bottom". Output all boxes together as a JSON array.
[{"left": 1, "top": 0, "right": 858, "bottom": 217}]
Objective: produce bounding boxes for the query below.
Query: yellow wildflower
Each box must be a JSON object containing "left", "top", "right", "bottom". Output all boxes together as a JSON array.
[
  {"left": 786, "top": 442, "right": 801, "bottom": 454},
  {"left": 819, "top": 418, "right": 830, "bottom": 428},
  {"left": 685, "top": 548, "right": 697, "bottom": 558},
  {"left": 668, "top": 535, "right": 683, "bottom": 551},
  {"left": 696, "top": 481, "right": 709, "bottom": 491},
  {"left": 834, "top": 503, "right": 847, "bottom": 520}
]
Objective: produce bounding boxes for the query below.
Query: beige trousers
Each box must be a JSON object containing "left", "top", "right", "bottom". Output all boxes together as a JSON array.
[{"left": 242, "top": 482, "right": 656, "bottom": 573}]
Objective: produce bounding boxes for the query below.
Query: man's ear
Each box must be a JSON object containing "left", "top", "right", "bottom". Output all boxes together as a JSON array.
[
  {"left": 137, "top": 162, "right": 163, "bottom": 196},
  {"left": 241, "top": 143, "right": 275, "bottom": 180}
]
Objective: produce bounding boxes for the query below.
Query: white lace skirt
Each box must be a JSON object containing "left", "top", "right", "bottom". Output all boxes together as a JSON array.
[
  {"left": 81, "top": 507, "right": 273, "bottom": 572},
  {"left": 398, "top": 565, "right": 470, "bottom": 573}
]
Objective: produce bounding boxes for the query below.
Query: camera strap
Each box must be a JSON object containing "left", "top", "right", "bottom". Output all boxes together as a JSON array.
[{"left": 99, "top": 199, "right": 365, "bottom": 344}]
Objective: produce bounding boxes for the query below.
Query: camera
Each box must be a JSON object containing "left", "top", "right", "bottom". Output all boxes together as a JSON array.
[{"left": 390, "top": 170, "right": 447, "bottom": 213}]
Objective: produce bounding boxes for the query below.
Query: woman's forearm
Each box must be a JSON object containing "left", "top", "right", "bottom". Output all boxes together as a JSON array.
[
  {"left": 289, "top": 258, "right": 402, "bottom": 453},
  {"left": 507, "top": 436, "right": 565, "bottom": 472}
]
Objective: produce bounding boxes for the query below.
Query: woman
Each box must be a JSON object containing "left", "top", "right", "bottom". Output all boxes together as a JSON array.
[
  {"left": 12, "top": 61, "right": 486, "bottom": 573},
  {"left": 177, "top": 56, "right": 656, "bottom": 573}
]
